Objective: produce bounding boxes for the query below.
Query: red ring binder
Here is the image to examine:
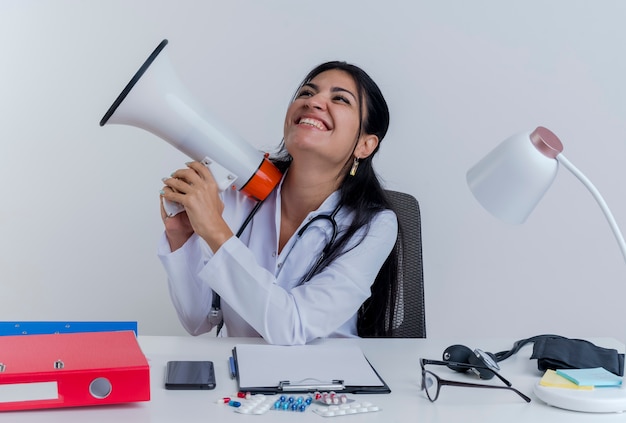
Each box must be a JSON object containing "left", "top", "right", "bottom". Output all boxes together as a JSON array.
[{"left": 0, "top": 331, "right": 150, "bottom": 411}]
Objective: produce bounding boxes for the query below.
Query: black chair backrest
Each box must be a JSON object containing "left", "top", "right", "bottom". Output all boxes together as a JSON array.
[{"left": 385, "top": 190, "right": 426, "bottom": 338}]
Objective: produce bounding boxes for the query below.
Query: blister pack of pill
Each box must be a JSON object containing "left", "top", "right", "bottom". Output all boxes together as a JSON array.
[
  {"left": 231, "top": 394, "right": 314, "bottom": 415},
  {"left": 312, "top": 401, "right": 381, "bottom": 417},
  {"left": 235, "top": 394, "right": 275, "bottom": 415}
]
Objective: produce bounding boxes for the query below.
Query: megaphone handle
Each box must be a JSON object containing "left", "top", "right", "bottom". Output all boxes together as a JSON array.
[
  {"left": 163, "top": 157, "right": 238, "bottom": 217},
  {"left": 200, "top": 156, "right": 238, "bottom": 191}
]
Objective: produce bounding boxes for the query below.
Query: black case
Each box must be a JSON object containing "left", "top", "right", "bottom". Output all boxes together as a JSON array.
[{"left": 165, "top": 361, "right": 216, "bottom": 390}]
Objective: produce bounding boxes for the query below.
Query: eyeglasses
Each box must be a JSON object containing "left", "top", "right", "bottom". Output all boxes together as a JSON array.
[{"left": 420, "top": 358, "right": 531, "bottom": 403}]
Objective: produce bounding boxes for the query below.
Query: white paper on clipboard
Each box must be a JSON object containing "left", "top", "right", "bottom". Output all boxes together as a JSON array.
[{"left": 233, "top": 343, "right": 387, "bottom": 392}]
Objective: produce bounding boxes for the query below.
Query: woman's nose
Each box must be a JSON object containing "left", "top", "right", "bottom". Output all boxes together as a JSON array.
[{"left": 304, "top": 93, "right": 326, "bottom": 110}]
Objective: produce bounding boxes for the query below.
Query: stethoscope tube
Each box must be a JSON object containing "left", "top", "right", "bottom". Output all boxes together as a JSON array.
[
  {"left": 212, "top": 197, "right": 341, "bottom": 318},
  {"left": 298, "top": 204, "right": 341, "bottom": 283}
]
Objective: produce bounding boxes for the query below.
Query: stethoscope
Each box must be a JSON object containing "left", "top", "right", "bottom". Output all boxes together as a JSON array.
[
  {"left": 296, "top": 203, "right": 341, "bottom": 283},
  {"left": 211, "top": 195, "right": 342, "bottom": 325}
]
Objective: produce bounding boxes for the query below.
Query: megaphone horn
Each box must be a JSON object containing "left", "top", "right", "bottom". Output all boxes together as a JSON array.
[{"left": 100, "top": 39, "right": 282, "bottom": 214}]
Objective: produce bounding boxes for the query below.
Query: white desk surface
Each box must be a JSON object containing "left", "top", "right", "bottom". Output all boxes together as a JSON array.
[{"left": 3, "top": 335, "right": 625, "bottom": 422}]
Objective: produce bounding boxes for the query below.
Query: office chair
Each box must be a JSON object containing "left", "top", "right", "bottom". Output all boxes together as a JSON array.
[{"left": 384, "top": 190, "right": 426, "bottom": 338}]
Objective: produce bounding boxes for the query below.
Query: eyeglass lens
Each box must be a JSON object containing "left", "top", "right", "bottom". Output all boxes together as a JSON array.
[{"left": 423, "top": 371, "right": 439, "bottom": 402}]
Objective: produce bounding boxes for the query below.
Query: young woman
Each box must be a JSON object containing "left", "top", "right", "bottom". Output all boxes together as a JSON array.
[{"left": 158, "top": 61, "right": 399, "bottom": 345}]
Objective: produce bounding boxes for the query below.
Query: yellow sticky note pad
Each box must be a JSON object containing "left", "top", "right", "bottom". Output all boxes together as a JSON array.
[{"left": 539, "top": 369, "right": 593, "bottom": 390}]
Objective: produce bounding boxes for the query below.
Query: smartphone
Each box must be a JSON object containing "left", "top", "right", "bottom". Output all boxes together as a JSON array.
[{"left": 165, "top": 360, "right": 216, "bottom": 390}]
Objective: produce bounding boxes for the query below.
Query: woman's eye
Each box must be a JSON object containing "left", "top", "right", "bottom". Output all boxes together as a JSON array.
[
  {"left": 298, "top": 89, "right": 314, "bottom": 97},
  {"left": 334, "top": 95, "right": 351, "bottom": 105}
]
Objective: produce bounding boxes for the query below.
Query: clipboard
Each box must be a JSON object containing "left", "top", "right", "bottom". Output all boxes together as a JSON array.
[{"left": 232, "top": 344, "right": 390, "bottom": 394}]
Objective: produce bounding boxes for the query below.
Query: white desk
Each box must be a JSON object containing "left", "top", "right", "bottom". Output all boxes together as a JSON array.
[{"left": 3, "top": 336, "right": 625, "bottom": 422}]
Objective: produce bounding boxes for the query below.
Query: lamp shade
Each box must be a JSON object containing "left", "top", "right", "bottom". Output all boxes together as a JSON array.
[{"left": 466, "top": 126, "right": 564, "bottom": 224}]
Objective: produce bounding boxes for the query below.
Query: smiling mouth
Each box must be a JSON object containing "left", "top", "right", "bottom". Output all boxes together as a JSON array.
[{"left": 298, "top": 117, "right": 328, "bottom": 131}]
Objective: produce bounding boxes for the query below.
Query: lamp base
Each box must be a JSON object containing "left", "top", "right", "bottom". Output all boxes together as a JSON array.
[{"left": 534, "top": 382, "right": 626, "bottom": 413}]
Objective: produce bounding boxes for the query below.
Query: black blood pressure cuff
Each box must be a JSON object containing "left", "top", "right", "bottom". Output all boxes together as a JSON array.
[{"left": 530, "top": 337, "right": 625, "bottom": 376}]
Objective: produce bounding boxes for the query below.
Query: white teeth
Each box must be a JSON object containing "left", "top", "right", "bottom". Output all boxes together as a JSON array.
[{"left": 299, "top": 117, "right": 326, "bottom": 130}]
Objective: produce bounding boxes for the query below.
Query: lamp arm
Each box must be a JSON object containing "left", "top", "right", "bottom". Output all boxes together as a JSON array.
[{"left": 557, "top": 154, "right": 626, "bottom": 263}]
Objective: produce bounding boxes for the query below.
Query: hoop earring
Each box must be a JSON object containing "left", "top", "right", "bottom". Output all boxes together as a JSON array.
[{"left": 350, "top": 157, "right": 360, "bottom": 176}]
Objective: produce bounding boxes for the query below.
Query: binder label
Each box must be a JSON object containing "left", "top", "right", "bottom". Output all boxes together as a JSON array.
[{"left": 0, "top": 382, "right": 59, "bottom": 403}]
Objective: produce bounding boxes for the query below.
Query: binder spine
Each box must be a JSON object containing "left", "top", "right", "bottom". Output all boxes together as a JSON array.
[{"left": 0, "top": 366, "right": 150, "bottom": 411}]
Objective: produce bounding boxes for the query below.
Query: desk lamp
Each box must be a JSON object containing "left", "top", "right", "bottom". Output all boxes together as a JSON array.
[{"left": 466, "top": 126, "right": 626, "bottom": 413}]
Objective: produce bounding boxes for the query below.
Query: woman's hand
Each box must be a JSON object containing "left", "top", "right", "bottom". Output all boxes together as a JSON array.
[
  {"left": 160, "top": 161, "right": 234, "bottom": 252},
  {"left": 160, "top": 197, "right": 194, "bottom": 252}
]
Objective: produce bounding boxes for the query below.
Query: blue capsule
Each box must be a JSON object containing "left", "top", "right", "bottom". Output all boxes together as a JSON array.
[{"left": 272, "top": 394, "right": 313, "bottom": 412}]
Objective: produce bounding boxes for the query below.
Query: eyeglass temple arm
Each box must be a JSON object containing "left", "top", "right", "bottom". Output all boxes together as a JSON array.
[
  {"left": 421, "top": 359, "right": 513, "bottom": 387},
  {"left": 439, "top": 379, "right": 531, "bottom": 403}
]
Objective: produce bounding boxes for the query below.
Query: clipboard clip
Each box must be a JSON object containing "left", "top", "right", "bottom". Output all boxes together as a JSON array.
[{"left": 278, "top": 379, "right": 345, "bottom": 392}]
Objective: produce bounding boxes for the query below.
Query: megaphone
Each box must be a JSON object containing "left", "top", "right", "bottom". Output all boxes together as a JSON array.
[{"left": 100, "top": 39, "right": 282, "bottom": 216}]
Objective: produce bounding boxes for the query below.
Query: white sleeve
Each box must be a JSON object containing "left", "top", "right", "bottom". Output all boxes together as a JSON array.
[
  {"left": 201, "top": 209, "right": 398, "bottom": 345},
  {"left": 157, "top": 232, "right": 219, "bottom": 335}
]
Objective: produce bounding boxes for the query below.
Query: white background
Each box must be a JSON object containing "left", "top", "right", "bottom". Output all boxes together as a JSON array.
[{"left": 1, "top": 1, "right": 625, "bottom": 342}]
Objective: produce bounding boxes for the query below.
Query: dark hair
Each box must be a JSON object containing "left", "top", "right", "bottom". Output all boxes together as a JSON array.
[{"left": 271, "top": 61, "right": 400, "bottom": 337}]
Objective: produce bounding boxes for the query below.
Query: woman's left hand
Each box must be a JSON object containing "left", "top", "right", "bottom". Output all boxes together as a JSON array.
[{"left": 161, "top": 161, "right": 234, "bottom": 252}]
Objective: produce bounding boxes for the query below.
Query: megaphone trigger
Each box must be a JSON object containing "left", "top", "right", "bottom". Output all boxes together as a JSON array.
[{"left": 163, "top": 199, "right": 185, "bottom": 217}]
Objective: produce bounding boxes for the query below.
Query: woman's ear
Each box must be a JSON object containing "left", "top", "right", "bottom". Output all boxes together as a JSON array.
[{"left": 355, "top": 134, "right": 379, "bottom": 159}]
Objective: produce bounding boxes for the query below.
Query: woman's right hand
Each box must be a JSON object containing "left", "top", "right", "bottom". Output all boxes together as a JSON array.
[
  {"left": 160, "top": 192, "right": 194, "bottom": 252},
  {"left": 161, "top": 161, "right": 234, "bottom": 253}
]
